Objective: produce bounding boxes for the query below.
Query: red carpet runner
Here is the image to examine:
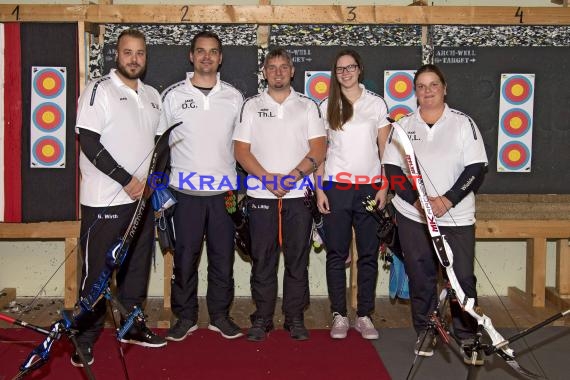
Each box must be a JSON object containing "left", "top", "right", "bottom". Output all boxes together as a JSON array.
[{"left": 0, "top": 328, "right": 390, "bottom": 379}]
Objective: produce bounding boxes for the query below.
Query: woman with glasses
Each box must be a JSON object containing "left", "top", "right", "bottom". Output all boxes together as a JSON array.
[
  {"left": 382, "top": 64, "right": 488, "bottom": 364},
  {"left": 314, "top": 49, "right": 390, "bottom": 340}
]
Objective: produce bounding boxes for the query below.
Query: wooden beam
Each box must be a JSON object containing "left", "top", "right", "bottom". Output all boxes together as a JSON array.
[
  {"left": 1, "top": 5, "right": 570, "bottom": 25},
  {"left": 0, "top": 221, "right": 79, "bottom": 239},
  {"left": 475, "top": 220, "right": 570, "bottom": 239},
  {"left": 78, "top": 22, "right": 87, "bottom": 94}
]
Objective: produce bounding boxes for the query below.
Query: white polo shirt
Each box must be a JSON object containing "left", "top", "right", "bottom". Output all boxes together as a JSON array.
[
  {"left": 159, "top": 72, "right": 243, "bottom": 193},
  {"left": 320, "top": 85, "right": 390, "bottom": 183},
  {"left": 76, "top": 69, "right": 162, "bottom": 207},
  {"left": 382, "top": 104, "right": 488, "bottom": 226},
  {"left": 233, "top": 88, "right": 326, "bottom": 199}
]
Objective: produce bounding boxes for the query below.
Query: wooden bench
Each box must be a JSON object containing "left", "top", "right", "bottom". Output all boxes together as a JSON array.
[
  {"left": 1, "top": 194, "right": 568, "bottom": 320},
  {"left": 475, "top": 195, "right": 570, "bottom": 308},
  {"left": 347, "top": 194, "right": 570, "bottom": 309}
]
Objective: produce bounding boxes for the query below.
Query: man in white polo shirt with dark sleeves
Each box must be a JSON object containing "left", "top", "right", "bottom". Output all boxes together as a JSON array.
[
  {"left": 74, "top": 28, "right": 166, "bottom": 368},
  {"left": 160, "top": 31, "right": 244, "bottom": 341},
  {"left": 234, "top": 48, "right": 326, "bottom": 341}
]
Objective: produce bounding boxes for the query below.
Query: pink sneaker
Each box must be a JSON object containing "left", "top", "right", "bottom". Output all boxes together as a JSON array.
[
  {"left": 355, "top": 316, "right": 379, "bottom": 340},
  {"left": 330, "top": 313, "right": 349, "bottom": 339}
]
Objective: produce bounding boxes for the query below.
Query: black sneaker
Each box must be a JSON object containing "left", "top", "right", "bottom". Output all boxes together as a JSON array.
[
  {"left": 70, "top": 345, "right": 94, "bottom": 367},
  {"left": 247, "top": 317, "right": 274, "bottom": 342},
  {"left": 166, "top": 319, "right": 198, "bottom": 342},
  {"left": 284, "top": 317, "right": 309, "bottom": 341},
  {"left": 461, "top": 339, "right": 485, "bottom": 366},
  {"left": 208, "top": 316, "right": 244, "bottom": 339},
  {"left": 414, "top": 330, "right": 435, "bottom": 357},
  {"left": 120, "top": 323, "right": 167, "bottom": 348}
]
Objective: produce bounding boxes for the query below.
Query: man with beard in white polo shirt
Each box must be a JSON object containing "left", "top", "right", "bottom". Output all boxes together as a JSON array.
[{"left": 73, "top": 28, "right": 166, "bottom": 367}]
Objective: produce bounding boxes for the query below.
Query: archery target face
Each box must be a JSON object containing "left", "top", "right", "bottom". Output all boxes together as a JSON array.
[
  {"left": 33, "top": 68, "right": 65, "bottom": 99},
  {"left": 30, "top": 66, "right": 67, "bottom": 168},
  {"left": 32, "top": 136, "right": 64, "bottom": 167},
  {"left": 305, "top": 71, "right": 331, "bottom": 102},
  {"left": 497, "top": 73, "right": 534, "bottom": 173},
  {"left": 386, "top": 71, "right": 414, "bottom": 102},
  {"left": 501, "top": 75, "right": 533, "bottom": 105},
  {"left": 499, "top": 141, "right": 530, "bottom": 171},
  {"left": 32, "top": 102, "right": 64, "bottom": 132},
  {"left": 389, "top": 105, "right": 413, "bottom": 121},
  {"left": 500, "top": 108, "right": 531, "bottom": 138}
]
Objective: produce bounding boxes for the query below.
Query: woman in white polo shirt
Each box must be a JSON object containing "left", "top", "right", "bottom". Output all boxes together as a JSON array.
[
  {"left": 382, "top": 64, "right": 488, "bottom": 364},
  {"left": 314, "top": 49, "right": 390, "bottom": 340}
]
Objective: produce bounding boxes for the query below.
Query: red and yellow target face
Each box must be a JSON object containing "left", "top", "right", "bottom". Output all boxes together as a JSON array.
[
  {"left": 33, "top": 68, "right": 65, "bottom": 99},
  {"left": 33, "top": 102, "right": 64, "bottom": 132},
  {"left": 305, "top": 73, "right": 331, "bottom": 102},
  {"left": 33, "top": 136, "right": 64, "bottom": 166},
  {"left": 389, "top": 105, "right": 413, "bottom": 121},
  {"left": 501, "top": 75, "right": 533, "bottom": 105},
  {"left": 386, "top": 72, "right": 414, "bottom": 102},
  {"left": 499, "top": 142, "right": 530, "bottom": 171},
  {"left": 500, "top": 108, "right": 531, "bottom": 138}
]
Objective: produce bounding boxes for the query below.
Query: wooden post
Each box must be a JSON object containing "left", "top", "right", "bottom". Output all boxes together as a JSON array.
[
  {"left": 525, "top": 237, "right": 547, "bottom": 307},
  {"left": 64, "top": 237, "right": 79, "bottom": 309},
  {"left": 349, "top": 229, "right": 358, "bottom": 310},
  {"left": 556, "top": 238, "right": 570, "bottom": 295},
  {"left": 159, "top": 251, "right": 174, "bottom": 328},
  {"left": 0, "top": 288, "right": 16, "bottom": 310}
]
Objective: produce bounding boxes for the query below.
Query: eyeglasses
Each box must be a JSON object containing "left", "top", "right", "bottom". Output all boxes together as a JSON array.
[{"left": 335, "top": 64, "right": 359, "bottom": 74}]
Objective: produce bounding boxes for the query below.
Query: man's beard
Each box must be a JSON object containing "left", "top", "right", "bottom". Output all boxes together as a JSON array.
[{"left": 116, "top": 60, "right": 145, "bottom": 80}]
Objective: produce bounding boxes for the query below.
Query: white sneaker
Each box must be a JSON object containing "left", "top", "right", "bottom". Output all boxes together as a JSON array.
[
  {"left": 330, "top": 312, "right": 350, "bottom": 339},
  {"left": 354, "top": 316, "right": 379, "bottom": 340}
]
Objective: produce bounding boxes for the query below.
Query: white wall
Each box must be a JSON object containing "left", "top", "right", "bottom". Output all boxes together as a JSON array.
[{"left": 0, "top": 239, "right": 558, "bottom": 298}]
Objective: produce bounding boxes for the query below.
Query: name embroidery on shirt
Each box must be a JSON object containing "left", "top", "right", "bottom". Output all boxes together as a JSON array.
[
  {"left": 182, "top": 99, "right": 197, "bottom": 109},
  {"left": 257, "top": 108, "right": 276, "bottom": 118},
  {"left": 408, "top": 131, "right": 421, "bottom": 142}
]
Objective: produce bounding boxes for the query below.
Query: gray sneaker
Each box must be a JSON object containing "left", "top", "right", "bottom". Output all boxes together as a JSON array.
[
  {"left": 247, "top": 317, "right": 274, "bottom": 342},
  {"left": 330, "top": 312, "right": 349, "bottom": 339},
  {"left": 414, "top": 330, "right": 435, "bottom": 357},
  {"left": 354, "top": 316, "right": 379, "bottom": 340},
  {"left": 208, "top": 316, "right": 244, "bottom": 339},
  {"left": 166, "top": 319, "right": 198, "bottom": 342}
]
